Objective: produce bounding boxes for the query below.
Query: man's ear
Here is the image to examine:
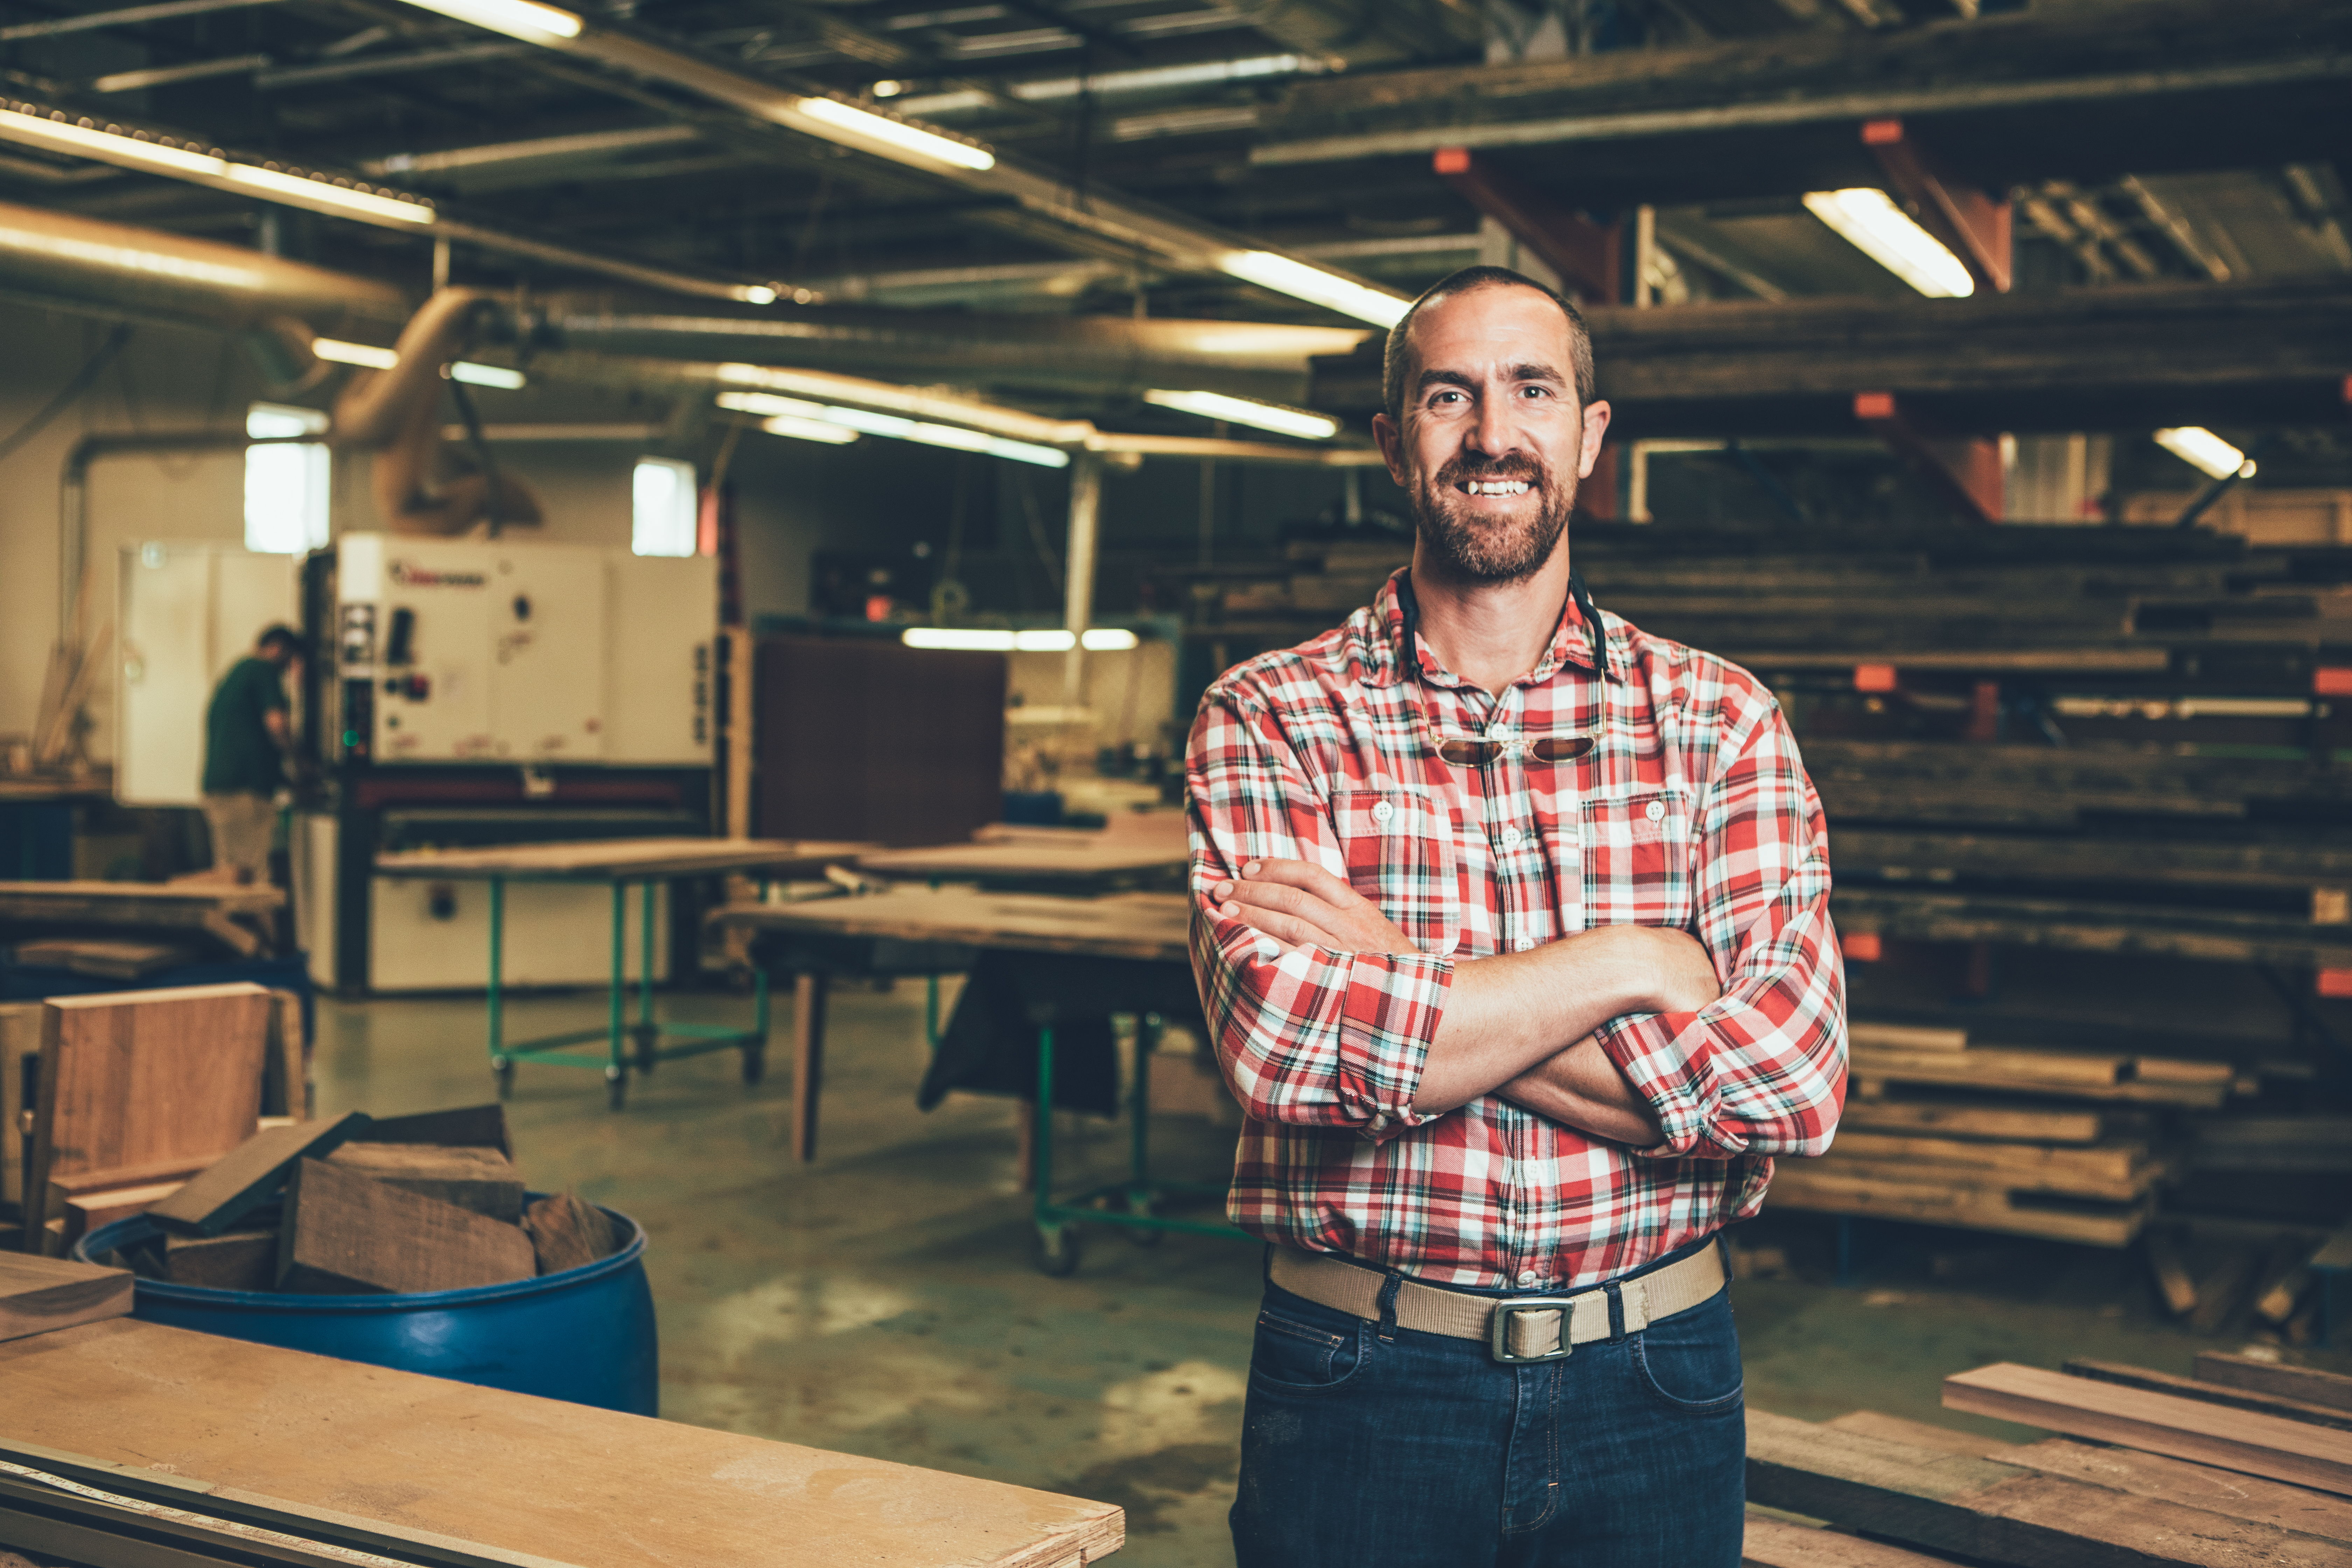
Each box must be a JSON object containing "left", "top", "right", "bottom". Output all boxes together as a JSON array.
[
  {"left": 1574, "top": 400, "right": 1614, "bottom": 481},
  {"left": 1372, "top": 411, "right": 1411, "bottom": 491}
]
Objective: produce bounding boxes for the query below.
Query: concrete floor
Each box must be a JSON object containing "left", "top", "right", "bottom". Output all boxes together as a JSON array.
[{"left": 317, "top": 982, "right": 2351, "bottom": 1568}]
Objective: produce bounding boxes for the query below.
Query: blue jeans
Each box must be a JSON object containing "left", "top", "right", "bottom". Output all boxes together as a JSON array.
[{"left": 1230, "top": 1236, "right": 1745, "bottom": 1568}]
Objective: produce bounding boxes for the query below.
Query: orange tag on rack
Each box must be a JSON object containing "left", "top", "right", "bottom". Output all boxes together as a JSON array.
[
  {"left": 1843, "top": 932, "right": 1884, "bottom": 963},
  {"left": 1854, "top": 664, "right": 1899, "bottom": 693},
  {"left": 2319, "top": 968, "right": 2352, "bottom": 999},
  {"left": 2316, "top": 668, "right": 2352, "bottom": 697}
]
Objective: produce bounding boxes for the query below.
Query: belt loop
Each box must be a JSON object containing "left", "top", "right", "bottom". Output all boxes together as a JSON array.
[
  {"left": 1604, "top": 1280, "right": 1626, "bottom": 1344},
  {"left": 1376, "top": 1273, "right": 1403, "bottom": 1342}
]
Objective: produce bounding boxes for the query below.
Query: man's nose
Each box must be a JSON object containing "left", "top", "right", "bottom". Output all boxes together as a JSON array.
[{"left": 1465, "top": 394, "right": 1520, "bottom": 460}]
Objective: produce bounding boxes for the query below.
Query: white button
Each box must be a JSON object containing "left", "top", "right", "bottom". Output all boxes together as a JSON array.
[
  {"left": 1516, "top": 1269, "right": 1538, "bottom": 1287},
  {"left": 1644, "top": 800, "right": 1666, "bottom": 823},
  {"left": 1370, "top": 799, "right": 1395, "bottom": 825},
  {"left": 1498, "top": 825, "right": 1522, "bottom": 848},
  {"left": 1514, "top": 936, "right": 1536, "bottom": 953}
]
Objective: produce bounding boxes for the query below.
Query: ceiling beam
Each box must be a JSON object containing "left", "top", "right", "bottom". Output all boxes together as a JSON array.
[
  {"left": 1862, "top": 117, "right": 2009, "bottom": 293},
  {"left": 1432, "top": 147, "right": 1619, "bottom": 302}
]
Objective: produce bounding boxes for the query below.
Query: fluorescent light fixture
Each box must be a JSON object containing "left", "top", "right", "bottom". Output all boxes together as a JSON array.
[
  {"left": 0, "top": 107, "right": 436, "bottom": 227},
  {"left": 312, "top": 337, "right": 399, "bottom": 370},
  {"left": 738, "top": 285, "right": 778, "bottom": 304},
  {"left": 793, "top": 97, "right": 994, "bottom": 171},
  {"left": 901, "top": 627, "right": 1141, "bottom": 652},
  {"left": 871, "top": 80, "right": 905, "bottom": 99},
  {"left": 1219, "top": 250, "right": 1409, "bottom": 327},
  {"left": 1802, "top": 188, "right": 1973, "bottom": 298},
  {"left": 759, "top": 414, "right": 859, "bottom": 445},
  {"left": 2155, "top": 426, "right": 2254, "bottom": 481},
  {"left": 397, "top": 0, "right": 581, "bottom": 43},
  {"left": 714, "top": 365, "right": 1091, "bottom": 447},
  {"left": 448, "top": 362, "right": 526, "bottom": 390},
  {"left": 631, "top": 456, "right": 698, "bottom": 557},
  {"left": 715, "top": 390, "right": 1068, "bottom": 468},
  {"left": 1014, "top": 55, "right": 1311, "bottom": 102},
  {"left": 1144, "top": 389, "right": 1338, "bottom": 441}
]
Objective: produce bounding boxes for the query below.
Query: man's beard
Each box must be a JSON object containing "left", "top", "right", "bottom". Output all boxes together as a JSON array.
[{"left": 1410, "top": 453, "right": 1576, "bottom": 584}]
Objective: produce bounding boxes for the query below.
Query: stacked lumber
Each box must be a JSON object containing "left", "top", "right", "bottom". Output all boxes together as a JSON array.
[
  {"left": 94, "top": 1102, "right": 626, "bottom": 1294},
  {"left": 2135, "top": 1230, "right": 2338, "bottom": 1342}
]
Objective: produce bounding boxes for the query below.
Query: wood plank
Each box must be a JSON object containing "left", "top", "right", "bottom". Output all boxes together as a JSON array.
[
  {"left": 2197, "top": 1354, "right": 2352, "bottom": 1416},
  {"left": 1944, "top": 1362, "right": 2352, "bottom": 1498},
  {"left": 25, "top": 985, "right": 273, "bottom": 1251},
  {"left": 278, "top": 1157, "right": 535, "bottom": 1295},
  {"left": 2147, "top": 1229, "right": 2200, "bottom": 1317},
  {"left": 1747, "top": 1406, "right": 2333, "bottom": 1567},
  {"left": 1986, "top": 1437, "right": 2352, "bottom": 1545},
  {"left": 1839, "top": 1099, "right": 2104, "bottom": 1144},
  {"left": 1804, "top": 1150, "right": 2157, "bottom": 1203},
  {"left": 162, "top": 1230, "right": 278, "bottom": 1292},
  {"left": 1766, "top": 1166, "right": 2149, "bottom": 1246},
  {"left": 1832, "top": 827, "right": 2352, "bottom": 897},
  {"left": 364, "top": 1104, "right": 511, "bottom": 1159},
  {"left": 1833, "top": 887, "right": 2352, "bottom": 974},
  {"left": 374, "top": 838, "right": 870, "bottom": 882},
  {"left": 2193, "top": 1247, "right": 2265, "bottom": 1335},
  {"left": 1823, "top": 1133, "right": 2152, "bottom": 1189},
  {"left": 715, "top": 885, "right": 1192, "bottom": 964},
  {"left": 518, "top": 1194, "right": 621, "bottom": 1276},
  {"left": 260, "top": 988, "right": 304, "bottom": 1121},
  {"left": 323, "top": 1144, "right": 523, "bottom": 1222},
  {"left": 45, "top": 1157, "right": 212, "bottom": 1208},
  {"left": 0, "top": 1003, "right": 33, "bottom": 1215},
  {"left": 0, "top": 1317, "right": 1124, "bottom": 1568},
  {"left": 2063, "top": 1359, "right": 2352, "bottom": 1433},
  {"left": 1825, "top": 1411, "right": 1995, "bottom": 1456},
  {"left": 8, "top": 939, "right": 195, "bottom": 979},
  {"left": 1741, "top": 1512, "right": 1953, "bottom": 1567},
  {"left": 0, "top": 1254, "right": 130, "bottom": 1343},
  {"left": 61, "top": 1181, "right": 184, "bottom": 1245},
  {"left": 1853, "top": 1047, "right": 2128, "bottom": 1088},
  {"left": 1845, "top": 1023, "right": 1968, "bottom": 1054},
  {"left": 147, "top": 1113, "right": 371, "bottom": 1238}
]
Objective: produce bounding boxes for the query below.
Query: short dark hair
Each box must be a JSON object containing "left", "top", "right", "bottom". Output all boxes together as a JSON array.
[
  {"left": 1381, "top": 265, "right": 1596, "bottom": 424},
  {"left": 258, "top": 624, "right": 308, "bottom": 659}
]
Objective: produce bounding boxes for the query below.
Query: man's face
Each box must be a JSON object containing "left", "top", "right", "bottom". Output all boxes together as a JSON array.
[{"left": 1372, "top": 285, "right": 1611, "bottom": 585}]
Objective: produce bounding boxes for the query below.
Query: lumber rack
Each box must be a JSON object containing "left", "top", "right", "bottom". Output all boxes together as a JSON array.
[
  {"left": 485, "top": 877, "right": 769, "bottom": 1112},
  {"left": 1028, "top": 1005, "right": 1248, "bottom": 1276}
]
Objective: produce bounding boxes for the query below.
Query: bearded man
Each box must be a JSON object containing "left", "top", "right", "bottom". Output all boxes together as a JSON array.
[{"left": 1184, "top": 265, "right": 1848, "bottom": 1567}]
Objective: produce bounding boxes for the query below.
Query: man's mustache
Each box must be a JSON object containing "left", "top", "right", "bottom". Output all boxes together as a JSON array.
[{"left": 1432, "top": 456, "right": 1550, "bottom": 489}]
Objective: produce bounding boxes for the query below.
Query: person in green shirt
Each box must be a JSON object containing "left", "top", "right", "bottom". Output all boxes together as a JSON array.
[{"left": 200, "top": 625, "right": 304, "bottom": 884}]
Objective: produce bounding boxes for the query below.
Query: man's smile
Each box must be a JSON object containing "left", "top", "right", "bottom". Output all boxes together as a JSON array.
[{"left": 1458, "top": 478, "right": 1533, "bottom": 497}]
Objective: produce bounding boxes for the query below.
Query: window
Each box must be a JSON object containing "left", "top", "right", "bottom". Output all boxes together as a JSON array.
[
  {"left": 245, "top": 403, "right": 331, "bottom": 554},
  {"left": 632, "top": 457, "right": 700, "bottom": 557}
]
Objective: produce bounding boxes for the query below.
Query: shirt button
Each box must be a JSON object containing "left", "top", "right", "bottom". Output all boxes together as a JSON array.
[
  {"left": 1645, "top": 800, "right": 1666, "bottom": 823},
  {"left": 1371, "top": 799, "right": 1395, "bottom": 825},
  {"left": 1498, "top": 825, "right": 1522, "bottom": 847},
  {"left": 1513, "top": 936, "right": 1536, "bottom": 953},
  {"left": 1516, "top": 1270, "right": 1538, "bottom": 1287}
]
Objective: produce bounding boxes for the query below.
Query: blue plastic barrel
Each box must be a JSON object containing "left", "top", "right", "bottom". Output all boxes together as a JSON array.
[{"left": 75, "top": 1197, "right": 657, "bottom": 1416}]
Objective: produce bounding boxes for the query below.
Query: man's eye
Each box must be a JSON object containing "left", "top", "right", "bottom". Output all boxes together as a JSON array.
[{"left": 1520, "top": 385, "right": 1552, "bottom": 399}]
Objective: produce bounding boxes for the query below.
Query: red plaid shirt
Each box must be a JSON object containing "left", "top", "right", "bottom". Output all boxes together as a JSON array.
[{"left": 1185, "top": 570, "right": 1846, "bottom": 1289}]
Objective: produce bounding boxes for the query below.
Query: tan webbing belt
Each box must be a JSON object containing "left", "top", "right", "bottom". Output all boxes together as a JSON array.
[{"left": 1269, "top": 1241, "right": 1726, "bottom": 1363}]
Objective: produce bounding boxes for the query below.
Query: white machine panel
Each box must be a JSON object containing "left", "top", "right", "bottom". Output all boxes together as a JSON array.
[
  {"left": 493, "top": 548, "right": 607, "bottom": 763},
  {"left": 606, "top": 555, "right": 716, "bottom": 764},
  {"left": 368, "top": 876, "right": 670, "bottom": 991},
  {"left": 117, "top": 542, "right": 299, "bottom": 806}
]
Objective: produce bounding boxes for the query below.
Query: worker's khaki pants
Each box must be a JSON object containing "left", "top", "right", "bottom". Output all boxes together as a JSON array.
[{"left": 201, "top": 792, "right": 276, "bottom": 884}]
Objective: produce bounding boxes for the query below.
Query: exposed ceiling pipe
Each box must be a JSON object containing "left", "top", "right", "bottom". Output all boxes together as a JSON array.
[{"left": 1226, "top": 0, "right": 1487, "bottom": 68}]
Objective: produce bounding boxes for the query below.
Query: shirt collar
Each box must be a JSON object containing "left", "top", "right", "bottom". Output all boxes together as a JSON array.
[{"left": 1365, "top": 567, "right": 1622, "bottom": 690}]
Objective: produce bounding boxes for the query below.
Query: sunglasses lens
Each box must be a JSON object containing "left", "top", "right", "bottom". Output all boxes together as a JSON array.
[
  {"left": 1437, "top": 740, "right": 1491, "bottom": 765},
  {"left": 1530, "top": 736, "right": 1595, "bottom": 762}
]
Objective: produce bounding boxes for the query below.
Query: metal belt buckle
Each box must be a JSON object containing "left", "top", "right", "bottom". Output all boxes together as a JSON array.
[{"left": 1489, "top": 1297, "right": 1579, "bottom": 1364}]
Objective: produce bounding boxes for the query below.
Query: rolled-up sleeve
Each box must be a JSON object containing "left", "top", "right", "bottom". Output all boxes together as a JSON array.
[
  {"left": 1186, "top": 687, "right": 1451, "bottom": 1138},
  {"left": 1595, "top": 699, "right": 1847, "bottom": 1160}
]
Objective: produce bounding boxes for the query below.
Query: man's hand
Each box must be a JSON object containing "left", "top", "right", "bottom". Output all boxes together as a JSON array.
[
  {"left": 1210, "top": 858, "right": 1420, "bottom": 955},
  {"left": 1498, "top": 1036, "right": 1665, "bottom": 1147}
]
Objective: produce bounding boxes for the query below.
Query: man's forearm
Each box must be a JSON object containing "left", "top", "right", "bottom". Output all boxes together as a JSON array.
[
  {"left": 1413, "top": 926, "right": 1693, "bottom": 1114},
  {"left": 1496, "top": 1036, "right": 1663, "bottom": 1146}
]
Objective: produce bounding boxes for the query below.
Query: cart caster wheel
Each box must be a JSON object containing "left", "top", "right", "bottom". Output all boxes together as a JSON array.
[
  {"left": 606, "top": 1073, "right": 628, "bottom": 1112},
  {"left": 494, "top": 1061, "right": 514, "bottom": 1100},
  {"left": 741, "top": 1047, "right": 765, "bottom": 1085},
  {"left": 1031, "top": 1225, "right": 1082, "bottom": 1278}
]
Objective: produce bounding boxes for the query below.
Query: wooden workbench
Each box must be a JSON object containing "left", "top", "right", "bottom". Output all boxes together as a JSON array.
[
  {"left": 0, "top": 880, "right": 285, "bottom": 959},
  {"left": 373, "top": 837, "right": 870, "bottom": 883},
  {"left": 713, "top": 888, "right": 1190, "bottom": 1161},
  {"left": 856, "top": 823, "right": 1189, "bottom": 892},
  {"left": 0, "top": 1317, "right": 1122, "bottom": 1568}
]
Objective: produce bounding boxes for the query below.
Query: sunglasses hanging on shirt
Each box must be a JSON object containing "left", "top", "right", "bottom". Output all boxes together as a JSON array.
[{"left": 1433, "top": 733, "right": 1595, "bottom": 766}]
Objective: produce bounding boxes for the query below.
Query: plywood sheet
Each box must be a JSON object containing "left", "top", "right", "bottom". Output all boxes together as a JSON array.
[{"left": 0, "top": 1320, "right": 1122, "bottom": 1568}]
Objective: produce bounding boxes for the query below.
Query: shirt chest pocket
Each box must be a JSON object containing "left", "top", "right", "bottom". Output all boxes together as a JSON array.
[
  {"left": 1577, "top": 786, "right": 1694, "bottom": 931},
  {"left": 1330, "top": 787, "right": 1459, "bottom": 956}
]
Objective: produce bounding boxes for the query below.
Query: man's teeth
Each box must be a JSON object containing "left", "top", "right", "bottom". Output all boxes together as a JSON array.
[{"left": 1465, "top": 480, "right": 1531, "bottom": 496}]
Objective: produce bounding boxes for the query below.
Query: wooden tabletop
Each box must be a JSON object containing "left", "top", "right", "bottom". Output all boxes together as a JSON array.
[
  {"left": 373, "top": 837, "right": 872, "bottom": 882},
  {"left": 0, "top": 1319, "right": 1122, "bottom": 1568},
  {"left": 713, "top": 885, "right": 1193, "bottom": 965},
  {"left": 857, "top": 822, "right": 1189, "bottom": 886},
  {"left": 0, "top": 880, "right": 283, "bottom": 914}
]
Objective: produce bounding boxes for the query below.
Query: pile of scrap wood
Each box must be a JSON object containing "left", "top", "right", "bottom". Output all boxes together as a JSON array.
[
  {"left": 2138, "top": 1227, "right": 2345, "bottom": 1344},
  {"left": 89, "top": 1104, "right": 624, "bottom": 1293},
  {"left": 1745, "top": 1356, "right": 2352, "bottom": 1566},
  {"left": 1766, "top": 1024, "right": 2201, "bottom": 1246}
]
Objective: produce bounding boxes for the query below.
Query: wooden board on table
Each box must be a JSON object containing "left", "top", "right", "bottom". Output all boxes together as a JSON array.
[
  {"left": 1747, "top": 1407, "right": 2330, "bottom": 1568},
  {"left": 857, "top": 837, "right": 1187, "bottom": 884},
  {"left": 374, "top": 837, "right": 871, "bottom": 882},
  {"left": 2197, "top": 1354, "right": 2352, "bottom": 1416},
  {"left": 1766, "top": 1166, "right": 2151, "bottom": 1246},
  {"left": 0, "top": 881, "right": 281, "bottom": 959},
  {"left": 1741, "top": 1512, "right": 1952, "bottom": 1567},
  {"left": 714, "top": 884, "right": 1193, "bottom": 964},
  {"left": 278, "top": 1157, "right": 534, "bottom": 1295},
  {"left": 26, "top": 985, "right": 274, "bottom": 1251},
  {"left": 1986, "top": 1437, "right": 2352, "bottom": 1545},
  {"left": 0, "top": 1318, "right": 1122, "bottom": 1568},
  {"left": 2062, "top": 1359, "right": 2352, "bottom": 1433},
  {"left": 9, "top": 939, "right": 194, "bottom": 979},
  {"left": 148, "top": 1113, "right": 371, "bottom": 1239},
  {"left": 0, "top": 1254, "right": 130, "bottom": 1343},
  {"left": 1943, "top": 1362, "right": 2352, "bottom": 1498},
  {"left": 1837, "top": 1099, "right": 2105, "bottom": 1145}
]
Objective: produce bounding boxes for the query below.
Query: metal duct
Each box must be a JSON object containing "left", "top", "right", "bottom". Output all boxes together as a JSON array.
[
  {"left": 534, "top": 299, "right": 1373, "bottom": 405},
  {"left": 1232, "top": 0, "right": 1487, "bottom": 67}
]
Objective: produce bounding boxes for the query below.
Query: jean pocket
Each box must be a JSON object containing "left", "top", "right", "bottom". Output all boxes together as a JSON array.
[
  {"left": 1248, "top": 1306, "right": 1367, "bottom": 1395},
  {"left": 1630, "top": 1294, "right": 1743, "bottom": 1415}
]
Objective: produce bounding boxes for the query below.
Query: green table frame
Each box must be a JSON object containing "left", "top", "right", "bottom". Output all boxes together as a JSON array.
[{"left": 484, "top": 876, "right": 770, "bottom": 1111}]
